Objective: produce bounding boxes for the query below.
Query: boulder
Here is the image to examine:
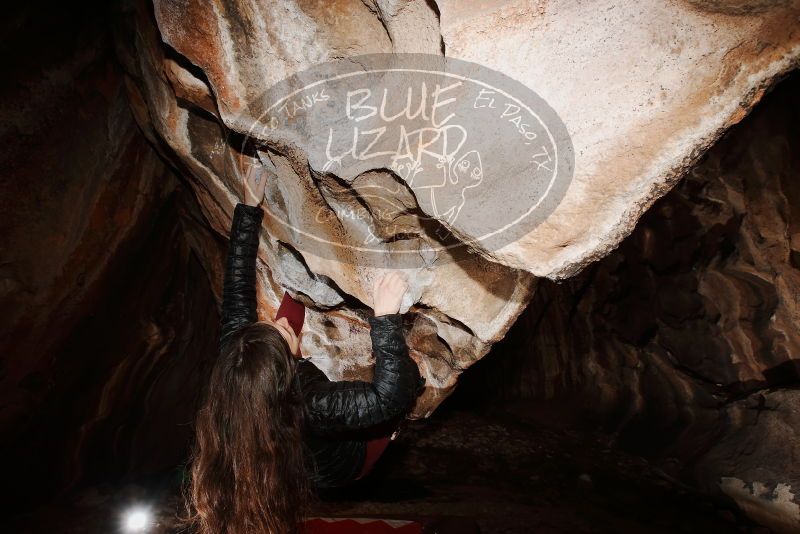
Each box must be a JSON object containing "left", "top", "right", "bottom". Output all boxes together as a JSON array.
[{"left": 119, "top": 0, "right": 800, "bottom": 418}]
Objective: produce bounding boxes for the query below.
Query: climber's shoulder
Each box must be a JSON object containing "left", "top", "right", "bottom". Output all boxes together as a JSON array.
[{"left": 296, "top": 358, "right": 330, "bottom": 389}]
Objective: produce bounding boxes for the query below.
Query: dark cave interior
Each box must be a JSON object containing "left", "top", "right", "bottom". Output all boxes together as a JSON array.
[{"left": 1, "top": 2, "right": 799, "bottom": 533}]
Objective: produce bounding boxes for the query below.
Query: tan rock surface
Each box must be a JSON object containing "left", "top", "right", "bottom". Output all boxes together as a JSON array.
[
  {"left": 438, "top": 0, "right": 800, "bottom": 276},
  {"left": 120, "top": 0, "right": 800, "bottom": 416}
]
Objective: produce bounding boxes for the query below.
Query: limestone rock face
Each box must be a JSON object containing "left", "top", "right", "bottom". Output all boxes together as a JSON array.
[{"left": 120, "top": 0, "right": 800, "bottom": 416}]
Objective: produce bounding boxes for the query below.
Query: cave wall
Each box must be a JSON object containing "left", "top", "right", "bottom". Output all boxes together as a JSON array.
[
  {"left": 1, "top": 1, "right": 799, "bottom": 530},
  {"left": 118, "top": 0, "right": 800, "bottom": 419},
  {"left": 456, "top": 72, "right": 800, "bottom": 532},
  {"left": 0, "top": 2, "right": 219, "bottom": 508},
  {"left": 112, "top": 1, "right": 800, "bottom": 527}
]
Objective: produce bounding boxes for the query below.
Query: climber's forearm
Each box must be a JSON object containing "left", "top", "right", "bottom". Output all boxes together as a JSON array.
[
  {"left": 303, "top": 313, "right": 424, "bottom": 434},
  {"left": 367, "top": 273, "right": 423, "bottom": 417},
  {"left": 218, "top": 203, "right": 264, "bottom": 350},
  {"left": 368, "top": 313, "right": 424, "bottom": 418}
]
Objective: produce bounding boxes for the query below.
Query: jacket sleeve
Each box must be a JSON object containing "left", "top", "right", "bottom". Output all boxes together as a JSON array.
[
  {"left": 218, "top": 203, "right": 264, "bottom": 352},
  {"left": 303, "top": 313, "right": 425, "bottom": 435}
]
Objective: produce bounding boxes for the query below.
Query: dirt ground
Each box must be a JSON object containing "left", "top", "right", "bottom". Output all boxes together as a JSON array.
[{"left": 7, "top": 400, "right": 765, "bottom": 533}]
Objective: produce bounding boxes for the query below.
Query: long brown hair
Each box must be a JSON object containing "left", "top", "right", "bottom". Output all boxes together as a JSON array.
[{"left": 187, "top": 322, "right": 310, "bottom": 533}]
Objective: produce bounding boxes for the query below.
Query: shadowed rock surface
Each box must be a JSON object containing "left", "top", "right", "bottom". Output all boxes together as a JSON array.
[
  {"left": 0, "top": 0, "right": 221, "bottom": 512},
  {"left": 455, "top": 73, "right": 800, "bottom": 532}
]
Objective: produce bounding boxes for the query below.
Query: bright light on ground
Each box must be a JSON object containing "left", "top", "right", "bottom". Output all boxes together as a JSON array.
[{"left": 123, "top": 507, "right": 151, "bottom": 532}]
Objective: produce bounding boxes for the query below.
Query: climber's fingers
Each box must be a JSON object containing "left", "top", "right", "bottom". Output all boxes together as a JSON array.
[
  {"left": 373, "top": 271, "right": 405, "bottom": 296},
  {"left": 382, "top": 272, "right": 408, "bottom": 293},
  {"left": 372, "top": 272, "right": 408, "bottom": 316}
]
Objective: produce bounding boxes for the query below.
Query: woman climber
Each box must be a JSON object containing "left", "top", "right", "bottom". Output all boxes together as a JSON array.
[{"left": 187, "top": 161, "right": 425, "bottom": 534}]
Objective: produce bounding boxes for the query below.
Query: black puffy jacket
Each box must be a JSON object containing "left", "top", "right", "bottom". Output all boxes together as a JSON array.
[{"left": 219, "top": 203, "right": 424, "bottom": 488}]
